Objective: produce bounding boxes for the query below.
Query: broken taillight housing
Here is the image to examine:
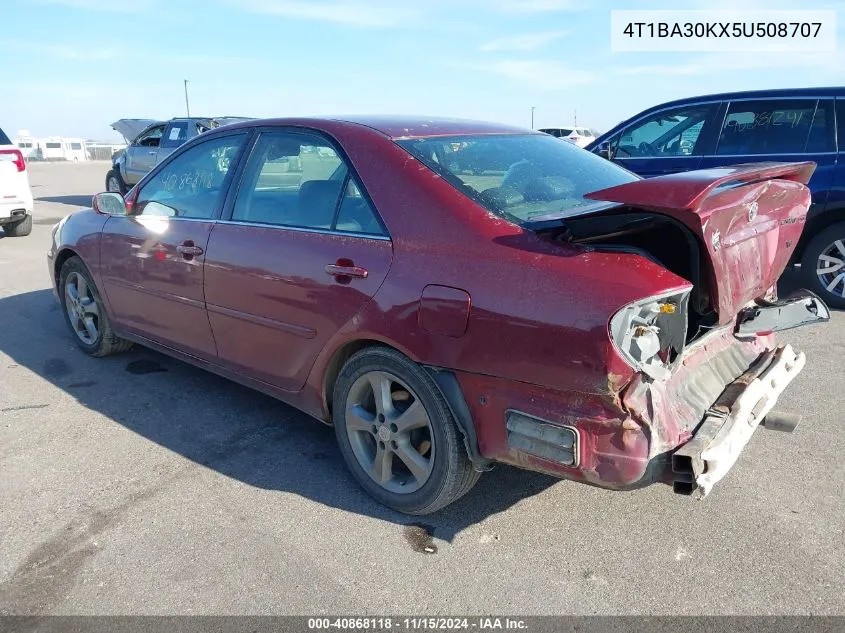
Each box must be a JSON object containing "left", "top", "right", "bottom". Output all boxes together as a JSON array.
[{"left": 609, "top": 289, "right": 691, "bottom": 381}]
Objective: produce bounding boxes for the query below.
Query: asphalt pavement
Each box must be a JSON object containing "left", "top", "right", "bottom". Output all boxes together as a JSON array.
[{"left": 0, "top": 161, "right": 842, "bottom": 615}]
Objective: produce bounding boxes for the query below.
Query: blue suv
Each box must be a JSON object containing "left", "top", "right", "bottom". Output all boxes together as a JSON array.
[{"left": 587, "top": 87, "right": 845, "bottom": 308}]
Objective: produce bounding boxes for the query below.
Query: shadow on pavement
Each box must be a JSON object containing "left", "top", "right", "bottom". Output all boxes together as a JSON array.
[
  {"left": 36, "top": 195, "right": 95, "bottom": 207},
  {"left": 0, "top": 289, "right": 559, "bottom": 543}
]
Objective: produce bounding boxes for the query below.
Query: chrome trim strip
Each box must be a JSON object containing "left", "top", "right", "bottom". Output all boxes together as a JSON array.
[
  {"left": 711, "top": 152, "right": 837, "bottom": 158},
  {"left": 206, "top": 302, "right": 317, "bottom": 339},
  {"left": 216, "top": 219, "right": 392, "bottom": 241},
  {"left": 130, "top": 215, "right": 216, "bottom": 224},
  {"left": 620, "top": 152, "right": 837, "bottom": 161}
]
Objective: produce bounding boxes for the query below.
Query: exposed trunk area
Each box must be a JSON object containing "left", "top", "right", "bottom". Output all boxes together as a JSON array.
[
  {"left": 551, "top": 210, "right": 718, "bottom": 341},
  {"left": 536, "top": 162, "right": 816, "bottom": 345}
]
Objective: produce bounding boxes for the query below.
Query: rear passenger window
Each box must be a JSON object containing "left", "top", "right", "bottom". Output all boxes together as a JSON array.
[
  {"left": 161, "top": 122, "right": 189, "bottom": 148},
  {"left": 716, "top": 100, "right": 822, "bottom": 155},
  {"left": 838, "top": 100, "right": 845, "bottom": 151},
  {"left": 806, "top": 100, "right": 835, "bottom": 153},
  {"left": 335, "top": 179, "right": 384, "bottom": 235},
  {"left": 233, "top": 131, "right": 385, "bottom": 235}
]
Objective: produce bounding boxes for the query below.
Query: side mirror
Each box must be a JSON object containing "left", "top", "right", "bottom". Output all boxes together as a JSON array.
[
  {"left": 596, "top": 141, "right": 614, "bottom": 161},
  {"left": 92, "top": 192, "right": 127, "bottom": 216}
]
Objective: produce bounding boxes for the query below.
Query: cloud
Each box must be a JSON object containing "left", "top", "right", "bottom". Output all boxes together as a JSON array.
[
  {"left": 234, "top": 0, "right": 420, "bottom": 27},
  {"left": 479, "top": 30, "right": 567, "bottom": 52},
  {"left": 44, "top": 45, "right": 117, "bottom": 61},
  {"left": 32, "top": 0, "right": 155, "bottom": 11},
  {"left": 471, "top": 59, "right": 594, "bottom": 90},
  {"left": 616, "top": 51, "right": 845, "bottom": 77},
  {"left": 491, "top": 0, "right": 579, "bottom": 11},
  {"left": 231, "top": 0, "right": 579, "bottom": 27}
]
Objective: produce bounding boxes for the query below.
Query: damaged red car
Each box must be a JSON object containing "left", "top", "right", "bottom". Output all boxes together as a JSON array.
[{"left": 48, "top": 117, "right": 830, "bottom": 514}]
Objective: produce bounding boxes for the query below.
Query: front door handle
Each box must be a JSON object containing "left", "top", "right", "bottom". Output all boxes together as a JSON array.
[
  {"left": 325, "top": 263, "right": 368, "bottom": 279},
  {"left": 177, "top": 241, "right": 204, "bottom": 259},
  {"left": 148, "top": 150, "right": 157, "bottom": 155}
]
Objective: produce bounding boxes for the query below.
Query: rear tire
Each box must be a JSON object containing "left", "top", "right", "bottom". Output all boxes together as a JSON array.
[
  {"left": 800, "top": 222, "right": 845, "bottom": 310},
  {"left": 333, "top": 347, "right": 480, "bottom": 514},
  {"left": 105, "top": 169, "right": 127, "bottom": 195},
  {"left": 4, "top": 214, "right": 32, "bottom": 237},
  {"left": 59, "top": 256, "right": 133, "bottom": 357}
]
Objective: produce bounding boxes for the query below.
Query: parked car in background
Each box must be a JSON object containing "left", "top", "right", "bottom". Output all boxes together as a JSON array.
[
  {"left": 106, "top": 116, "right": 252, "bottom": 194},
  {"left": 587, "top": 87, "right": 845, "bottom": 308},
  {"left": 0, "top": 125, "right": 33, "bottom": 237},
  {"left": 539, "top": 126, "right": 598, "bottom": 147},
  {"left": 49, "top": 116, "right": 828, "bottom": 513}
]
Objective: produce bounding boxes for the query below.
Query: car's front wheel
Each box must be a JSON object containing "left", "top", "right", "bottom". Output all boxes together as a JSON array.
[
  {"left": 333, "top": 347, "right": 480, "bottom": 514},
  {"left": 105, "top": 169, "right": 127, "bottom": 195},
  {"left": 59, "top": 256, "right": 133, "bottom": 357},
  {"left": 801, "top": 222, "right": 845, "bottom": 310}
]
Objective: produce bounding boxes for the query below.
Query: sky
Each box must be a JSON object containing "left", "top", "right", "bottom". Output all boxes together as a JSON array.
[{"left": 2, "top": 0, "right": 843, "bottom": 142}]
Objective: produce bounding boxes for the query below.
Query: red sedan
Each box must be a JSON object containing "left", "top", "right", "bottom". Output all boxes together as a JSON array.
[{"left": 48, "top": 117, "right": 829, "bottom": 514}]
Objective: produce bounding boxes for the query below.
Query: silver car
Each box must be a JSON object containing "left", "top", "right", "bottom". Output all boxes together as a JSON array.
[{"left": 106, "top": 117, "right": 252, "bottom": 193}]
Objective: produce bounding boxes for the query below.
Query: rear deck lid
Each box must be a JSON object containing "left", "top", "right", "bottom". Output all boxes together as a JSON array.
[{"left": 583, "top": 162, "right": 816, "bottom": 323}]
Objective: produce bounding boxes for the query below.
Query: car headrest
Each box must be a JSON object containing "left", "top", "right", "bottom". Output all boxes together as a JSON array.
[
  {"left": 479, "top": 186, "right": 525, "bottom": 211},
  {"left": 524, "top": 176, "right": 575, "bottom": 201},
  {"left": 299, "top": 180, "right": 344, "bottom": 226}
]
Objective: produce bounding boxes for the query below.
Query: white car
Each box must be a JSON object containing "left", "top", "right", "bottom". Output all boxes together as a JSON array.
[
  {"left": 0, "top": 126, "right": 33, "bottom": 237},
  {"left": 538, "top": 126, "right": 598, "bottom": 148}
]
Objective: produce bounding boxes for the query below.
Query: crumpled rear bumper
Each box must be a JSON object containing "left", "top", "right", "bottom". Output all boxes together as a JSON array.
[{"left": 671, "top": 343, "right": 805, "bottom": 497}]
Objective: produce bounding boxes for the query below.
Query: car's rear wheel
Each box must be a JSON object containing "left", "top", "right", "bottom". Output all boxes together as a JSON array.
[
  {"left": 4, "top": 214, "right": 32, "bottom": 237},
  {"left": 800, "top": 222, "right": 845, "bottom": 309},
  {"left": 333, "top": 347, "right": 480, "bottom": 514},
  {"left": 105, "top": 169, "right": 127, "bottom": 195},
  {"left": 59, "top": 257, "right": 133, "bottom": 357}
]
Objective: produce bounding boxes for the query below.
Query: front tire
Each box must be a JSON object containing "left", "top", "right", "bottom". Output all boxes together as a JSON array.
[
  {"left": 800, "top": 222, "right": 845, "bottom": 309},
  {"left": 333, "top": 347, "right": 480, "bottom": 514},
  {"left": 59, "top": 256, "right": 132, "bottom": 357},
  {"left": 4, "top": 214, "right": 32, "bottom": 237},
  {"left": 105, "top": 169, "right": 127, "bottom": 195}
]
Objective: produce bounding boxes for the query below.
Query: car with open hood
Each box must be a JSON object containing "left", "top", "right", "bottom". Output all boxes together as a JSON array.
[
  {"left": 49, "top": 116, "right": 829, "bottom": 513},
  {"left": 106, "top": 116, "right": 253, "bottom": 194}
]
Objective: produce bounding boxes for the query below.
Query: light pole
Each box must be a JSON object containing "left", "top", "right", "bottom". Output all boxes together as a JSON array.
[
  {"left": 531, "top": 106, "right": 536, "bottom": 130},
  {"left": 184, "top": 79, "right": 191, "bottom": 117}
]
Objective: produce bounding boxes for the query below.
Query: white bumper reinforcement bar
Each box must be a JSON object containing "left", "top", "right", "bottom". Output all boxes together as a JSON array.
[{"left": 672, "top": 344, "right": 806, "bottom": 497}]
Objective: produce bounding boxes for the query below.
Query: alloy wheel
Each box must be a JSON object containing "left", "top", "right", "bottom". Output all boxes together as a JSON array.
[
  {"left": 816, "top": 239, "right": 845, "bottom": 299},
  {"left": 64, "top": 271, "right": 100, "bottom": 345},
  {"left": 345, "top": 370, "right": 435, "bottom": 494},
  {"left": 107, "top": 176, "right": 121, "bottom": 193}
]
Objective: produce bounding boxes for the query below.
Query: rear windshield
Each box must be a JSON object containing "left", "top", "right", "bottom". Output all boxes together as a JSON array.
[
  {"left": 397, "top": 134, "right": 637, "bottom": 224},
  {"left": 0, "top": 127, "right": 11, "bottom": 146},
  {"left": 540, "top": 128, "right": 572, "bottom": 137}
]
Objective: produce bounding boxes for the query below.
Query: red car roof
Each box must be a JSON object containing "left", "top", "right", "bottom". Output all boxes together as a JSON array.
[{"left": 229, "top": 116, "right": 533, "bottom": 140}]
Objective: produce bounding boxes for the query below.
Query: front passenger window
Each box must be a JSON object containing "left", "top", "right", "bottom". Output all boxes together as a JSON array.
[
  {"left": 616, "top": 105, "right": 713, "bottom": 158},
  {"left": 135, "top": 134, "right": 246, "bottom": 219},
  {"left": 136, "top": 126, "right": 165, "bottom": 148}
]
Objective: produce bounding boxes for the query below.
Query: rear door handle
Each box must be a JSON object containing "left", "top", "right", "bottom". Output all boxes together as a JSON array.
[
  {"left": 177, "top": 241, "right": 204, "bottom": 258},
  {"left": 325, "top": 264, "right": 368, "bottom": 279}
]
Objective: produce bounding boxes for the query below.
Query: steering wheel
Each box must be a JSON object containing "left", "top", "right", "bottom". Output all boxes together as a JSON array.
[{"left": 638, "top": 141, "right": 655, "bottom": 155}]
